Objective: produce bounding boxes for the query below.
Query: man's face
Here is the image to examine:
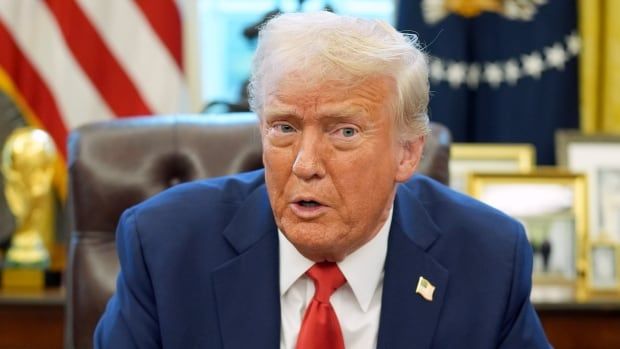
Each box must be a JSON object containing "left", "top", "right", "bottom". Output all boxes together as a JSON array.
[{"left": 260, "top": 75, "right": 423, "bottom": 262}]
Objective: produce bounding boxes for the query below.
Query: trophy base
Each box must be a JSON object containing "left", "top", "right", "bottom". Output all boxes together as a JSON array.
[{"left": 1, "top": 268, "right": 45, "bottom": 290}]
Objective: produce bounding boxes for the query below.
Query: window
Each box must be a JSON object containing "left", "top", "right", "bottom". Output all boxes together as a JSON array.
[{"left": 197, "top": 0, "right": 396, "bottom": 111}]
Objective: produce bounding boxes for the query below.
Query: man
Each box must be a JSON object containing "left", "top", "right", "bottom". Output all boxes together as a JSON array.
[{"left": 95, "top": 11, "right": 550, "bottom": 348}]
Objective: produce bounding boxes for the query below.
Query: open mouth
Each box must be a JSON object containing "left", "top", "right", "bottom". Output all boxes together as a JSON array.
[
  {"left": 290, "top": 198, "right": 326, "bottom": 218},
  {"left": 298, "top": 200, "right": 321, "bottom": 208}
]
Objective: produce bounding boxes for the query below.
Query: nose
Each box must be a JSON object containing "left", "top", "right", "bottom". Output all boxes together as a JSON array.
[{"left": 292, "top": 131, "right": 326, "bottom": 180}]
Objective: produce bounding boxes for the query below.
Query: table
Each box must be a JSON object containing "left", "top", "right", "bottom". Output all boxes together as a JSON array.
[{"left": 1, "top": 286, "right": 620, "bottom": 349}]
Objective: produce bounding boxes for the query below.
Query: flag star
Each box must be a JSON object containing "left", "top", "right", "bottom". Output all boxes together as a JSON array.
[
  {"left": 504, "top": 1, "right": 536, "bottom": 21},
  {"left": 519, "top": 4, "right": 537, "bottom": 21},
  {"left": 566, "top": 32, "right": 581, "bottom": 56},
  {"left": 484, "top": 63, "right": 503, "bottom": 88},
  {"left": 521, "top": 52, "right": 545, "bottom": 79},
  {"left": 446, "top": 62, "right": 467, "bottom": 88},
  {"left": 503, "top": 2, "right": 521, "bottom": 19},
  {"left": 421, "top": 0, "right": 448, "bottom": 25},
  {"left": 467, "top": 64, "right": 481, "bottom": 89},
  {"left": 504, "top": 59, "right": 521, "bottom": 85},
  {"left": 430, "top": 58, "right": 445, "bottom": 83},
  {"left": 545, "top": 43, "right": 567, "bottom": 70}
]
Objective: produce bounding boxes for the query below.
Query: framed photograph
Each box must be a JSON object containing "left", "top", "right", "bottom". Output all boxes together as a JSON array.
[
  {"left": 556, "top": 131, "right": 620, "bottom": 241},
  {"left": 450, "top": 143, "right": 536, "bottom": 193},
  {"left": 468, "top": 172, "right": 587, "bottom": 290},
  {"left": 587, "top": 241, "right": 620, "bottom": 292}
]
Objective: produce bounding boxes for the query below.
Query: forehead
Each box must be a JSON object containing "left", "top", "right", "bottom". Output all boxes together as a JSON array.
[{"left": 263, "top": 73, "right": 396, "bottom": 118}]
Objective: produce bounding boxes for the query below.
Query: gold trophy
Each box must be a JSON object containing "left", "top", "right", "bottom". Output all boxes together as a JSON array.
[{"left": 1, "top": 127, "right": 56, "bottom": 289}]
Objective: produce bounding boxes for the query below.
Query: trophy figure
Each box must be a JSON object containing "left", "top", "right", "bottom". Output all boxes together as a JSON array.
[{"left": 1, "top": 127, "right": 57, "bottom": 289}]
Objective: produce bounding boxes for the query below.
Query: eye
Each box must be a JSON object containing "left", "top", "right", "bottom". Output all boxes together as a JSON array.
[
  {"left": 339, "top": 127, "right": 358, "bottom": 138},
  {"left": 274, "top": 123, "right": 296, "bottom": 133}
]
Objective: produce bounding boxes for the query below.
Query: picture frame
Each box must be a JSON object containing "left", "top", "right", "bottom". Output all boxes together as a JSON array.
[
  {"left": 587, "top": 240, "right": 620, "bottom": 293},
  {"left": 449, "top": 143, "right": 536, "bottom": 193},
  {"left": 556, "top": 130, "right": 620, "bottom": 242},
  {"left": 468, "top": 172, "right": 587, "bottom": 293}
]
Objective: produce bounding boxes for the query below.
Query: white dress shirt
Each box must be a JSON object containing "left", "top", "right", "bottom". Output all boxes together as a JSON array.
[{"left": 279, "top": 209, "right": 392, "bottom": 349}]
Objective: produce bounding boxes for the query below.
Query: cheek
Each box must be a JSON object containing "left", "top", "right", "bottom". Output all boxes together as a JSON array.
[
  {"left": 327, "top": 155, "right": 370, "bottom": 204},
  {"left": 263, "top": 146, "right": 294, "bottom": 202},
  {"left": 263, "top": 143, "right": 290, "bottom": 171},
  {"left": 330, "top": 147, "right": 398, "bottom": 204}
]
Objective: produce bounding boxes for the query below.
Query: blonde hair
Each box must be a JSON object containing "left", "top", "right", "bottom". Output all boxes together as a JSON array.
[{"left": 248, "top": 11, "right": 430, "bottom": 138}]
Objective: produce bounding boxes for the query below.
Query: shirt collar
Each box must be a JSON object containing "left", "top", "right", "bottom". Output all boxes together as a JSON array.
[
  {"left": 279, "top": 231, "right": 314, "bottom": 297},
  {"left": 279, "top": 207, "right": 392, "bottom": 312}
]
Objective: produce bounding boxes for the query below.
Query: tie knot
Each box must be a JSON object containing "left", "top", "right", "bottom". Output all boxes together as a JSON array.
[{"left": 306, "top": 262, "right": 346, "bottom": 303}]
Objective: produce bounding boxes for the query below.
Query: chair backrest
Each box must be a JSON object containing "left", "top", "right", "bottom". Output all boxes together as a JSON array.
[{"left": 65, "top": 113, "right": 451, "bottom": 349}]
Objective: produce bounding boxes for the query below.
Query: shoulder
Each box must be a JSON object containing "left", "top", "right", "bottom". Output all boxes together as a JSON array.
[
  {"left": 405, "top": 174, "right": 531, "bottom": 292},
  {"left": 116, "top": 169, "right": 267, "bottom": 253},
  {"left": 139, "top": 169, "right": 266, "bottom": 211},
  {"left": 405, "top": 175, "right": 523, "bottom": 242},
  {"left": 130, "top": 169, "right": 266, "bottom": 223},
  {"left": 402, "top": 175, "right": 528, "bottom": 275}
]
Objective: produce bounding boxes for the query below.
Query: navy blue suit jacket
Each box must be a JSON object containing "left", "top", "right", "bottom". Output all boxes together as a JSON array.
[{"left": 95, "top": 170, "right": 550, "bottom": 348}]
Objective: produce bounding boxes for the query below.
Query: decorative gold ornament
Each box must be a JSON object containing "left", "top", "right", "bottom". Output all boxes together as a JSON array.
[
  {"left": 1, "top": 127, "right": 56, "bottom": 276},
  {"left": 446, "top": 0, "right": 502, "bottom": 18},
  {"left": 422, "top": 0, "right": 547, "bottom": 24}
]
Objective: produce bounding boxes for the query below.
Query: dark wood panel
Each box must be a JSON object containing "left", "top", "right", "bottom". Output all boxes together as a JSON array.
[
  {"left": 0, "top": 303, "right": 64, "bottom": 349},
  {"left": 0, "top": 287, "right": 65, "bottom": 349},
  {"left": 539, "top": 309, "right": 620, "bottom": 349}
]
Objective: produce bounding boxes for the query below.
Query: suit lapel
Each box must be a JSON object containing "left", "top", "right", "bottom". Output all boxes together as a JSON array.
[
  {"left": 211, "top": 185, "right": 281, "bottom": 349},
  {"left": 377, "top": 182, "right": 449, "bottom": 349}
]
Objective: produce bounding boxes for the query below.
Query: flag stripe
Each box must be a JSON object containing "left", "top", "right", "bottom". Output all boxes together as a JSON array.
[
  {"left": 134, "top": 0, "right": 183, "bottom": 71},
  {"left": 0, "top": 21, "right": 68, "bottom": 159},
  {"left": 0, "top": 0, "right": 113, "bottom": 130},
  {"left": 76, "top": 0, "right": 186, "bottom": 114},
  {"left": 44, "top": 0, "right": 152, "bottom": 117},
  {"left": 0, "top": 0, "right": 186, "bottom": 202}
]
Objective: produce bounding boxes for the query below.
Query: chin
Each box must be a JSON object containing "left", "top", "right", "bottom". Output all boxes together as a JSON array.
[
  {"left": 297, "top": 246, "right": 347, "bottom": 263},
  {"left": 278, "top": 214, "right": 353, "bottom": 260},
  {"left": 284, "top": 232, "right": 349, "bottom": 262}
]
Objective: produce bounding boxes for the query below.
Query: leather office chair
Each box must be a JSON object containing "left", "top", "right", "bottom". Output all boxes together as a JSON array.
[{"left": 65, "top": 113, "right": 451, "bottom": 349}]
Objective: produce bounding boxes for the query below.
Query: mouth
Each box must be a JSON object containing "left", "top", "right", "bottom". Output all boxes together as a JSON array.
[
  {"left": 297, "top": 200, "right": 321, "bottom": 208},
  {"left": 290, "top": 197, "right": 327, "bottom": 218}
]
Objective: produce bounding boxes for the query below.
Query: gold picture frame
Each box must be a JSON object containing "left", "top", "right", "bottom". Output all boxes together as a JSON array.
[
  {"left": 587, "top": 240, "right": 620, "bottom": 296},
  {"left": 468, "top": 172, "right": 588, "bottom": 298},
  {"left": 450, "top": 143, "right": 536, "bottom": 193},
  {"left": 555, "top": 130, "right": 620, "bottom": 242}
]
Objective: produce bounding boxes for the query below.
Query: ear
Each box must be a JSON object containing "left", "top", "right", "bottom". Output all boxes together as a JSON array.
[{"left": 395, "top": 135, "right": 425, "bottom": 183}]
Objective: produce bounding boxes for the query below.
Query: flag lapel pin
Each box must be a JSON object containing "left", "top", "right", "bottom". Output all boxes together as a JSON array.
[{"left": 415, "top": 276, "right": 436, "bottom": 302}]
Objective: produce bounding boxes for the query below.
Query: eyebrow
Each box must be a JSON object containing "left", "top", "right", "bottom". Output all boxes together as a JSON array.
[
  {"left": 262, "top": 103, "right": 369, "bottom": 122},
  {"left": 262, "top": 106, "right": 299, "bottom": 120}
]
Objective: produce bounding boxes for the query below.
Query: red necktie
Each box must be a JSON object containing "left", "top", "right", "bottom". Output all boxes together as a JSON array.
[{"left": 296, "top": 262, "right": 347, "bottom": 349}]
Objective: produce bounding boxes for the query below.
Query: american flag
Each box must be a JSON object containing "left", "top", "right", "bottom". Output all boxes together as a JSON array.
[
  {"left": 0, "top": 0, "right": 189, "bottom": 198},
  {"left": 416, "top": 276, "right": 436, "bottom": 301}
]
